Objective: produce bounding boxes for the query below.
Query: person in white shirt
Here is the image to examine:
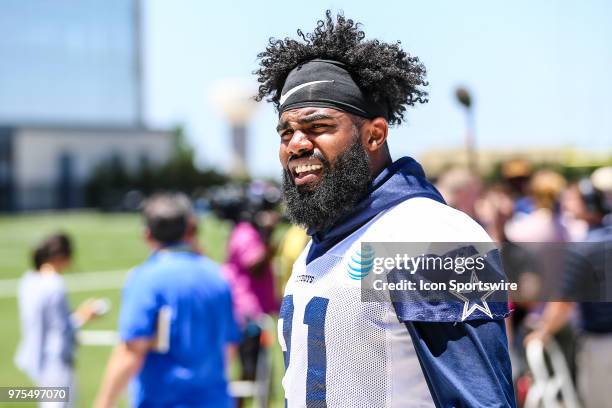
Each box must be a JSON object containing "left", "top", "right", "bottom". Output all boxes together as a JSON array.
[{"left": 15, "top": 233, "right": 100, "bottom": 408}]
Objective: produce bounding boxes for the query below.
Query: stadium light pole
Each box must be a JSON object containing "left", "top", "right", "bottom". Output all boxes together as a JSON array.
[
  {"left": 455, "top": 87, "right": 478, "bottom": 174},
  {"left": 211, "top": 79, "right": 259, "bottom": 178}
]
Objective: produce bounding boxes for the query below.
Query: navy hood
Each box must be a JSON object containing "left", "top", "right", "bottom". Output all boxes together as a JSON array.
[{"left": 306, "top": 156, "right": 445, "bottom": 264}]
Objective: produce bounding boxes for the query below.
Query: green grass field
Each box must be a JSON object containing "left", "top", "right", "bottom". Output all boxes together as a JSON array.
[{"left": 0, "top": 212, "right": 284, "bottom": 407}]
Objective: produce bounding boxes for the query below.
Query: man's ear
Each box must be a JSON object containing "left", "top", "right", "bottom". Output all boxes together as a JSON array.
[{"left": 363, "top": 117, "right": 388, "bottom": 152}]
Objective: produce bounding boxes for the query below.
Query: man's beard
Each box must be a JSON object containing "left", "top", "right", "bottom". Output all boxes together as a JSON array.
[{"left": 281, "top": 138, "right": 371, "bottom": 232}]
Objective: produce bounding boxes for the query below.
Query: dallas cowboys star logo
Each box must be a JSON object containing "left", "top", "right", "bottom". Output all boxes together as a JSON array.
[{"left": 450, "top": 270, "right": 494, "bottom": 321}]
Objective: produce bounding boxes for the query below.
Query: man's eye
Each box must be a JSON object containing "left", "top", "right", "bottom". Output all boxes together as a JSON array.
[
  {"left": 311, "top": 124, "right": 328, "bottom": 130},
  {"left": 280, "top": 130, "right": 293, "bottom": 139}
]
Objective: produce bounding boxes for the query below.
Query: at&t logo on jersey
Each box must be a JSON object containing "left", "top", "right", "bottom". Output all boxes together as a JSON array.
[{"left": 346, "top": 243, "right": 375, "bottom": 280}]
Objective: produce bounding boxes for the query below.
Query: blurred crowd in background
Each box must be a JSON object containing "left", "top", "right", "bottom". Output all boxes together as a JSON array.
[{"left": 437, "top": 161, "right": 612, "bottom": 407}]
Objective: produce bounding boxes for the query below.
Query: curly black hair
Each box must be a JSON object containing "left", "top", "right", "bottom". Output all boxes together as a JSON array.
[{"left": 255, "top": 10, "right": 428, "bottom": 125}]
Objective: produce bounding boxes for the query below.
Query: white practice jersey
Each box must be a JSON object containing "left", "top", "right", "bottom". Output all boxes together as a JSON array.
[{"left": 278, "top": 197, "right": 494, "bottom": 408}]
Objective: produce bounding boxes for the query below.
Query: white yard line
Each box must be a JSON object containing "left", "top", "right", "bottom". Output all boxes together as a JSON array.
[
  {"left": 78, "top": 330, "right": 120, "bottom": 346},
  {"left": 0, "top": 269, "right": 129, "bottom": 299}
]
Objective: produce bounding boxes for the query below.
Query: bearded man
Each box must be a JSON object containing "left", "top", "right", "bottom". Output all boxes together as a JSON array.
[{"left": 256, "top": 11, "right": 515, "bottom": 407}]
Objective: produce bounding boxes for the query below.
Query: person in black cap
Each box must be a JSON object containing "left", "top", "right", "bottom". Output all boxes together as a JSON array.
[{"left": 257, "top": 11, "right": 515, "bottom": 407}]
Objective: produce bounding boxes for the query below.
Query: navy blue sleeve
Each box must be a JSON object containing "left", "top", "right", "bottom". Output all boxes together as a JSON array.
[{"left": 405, "top": 319, "right": 516, "bottom": 408}]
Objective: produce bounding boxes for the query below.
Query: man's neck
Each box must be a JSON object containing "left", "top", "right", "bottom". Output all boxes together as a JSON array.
[{"left": 369, "top": 152, "right": 392, "bottom": 180}]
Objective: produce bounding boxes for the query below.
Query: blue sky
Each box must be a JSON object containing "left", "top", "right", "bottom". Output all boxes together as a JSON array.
[{"left": 143, "top": 0, "right": 612, "bottom": 178}]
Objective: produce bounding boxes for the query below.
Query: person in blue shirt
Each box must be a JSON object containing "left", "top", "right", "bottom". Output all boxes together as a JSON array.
[{"left": 95, "top": 193, "right": 240, "bottom": 408}]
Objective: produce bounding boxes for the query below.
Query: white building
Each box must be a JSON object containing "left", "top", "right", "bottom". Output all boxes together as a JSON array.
[{"left": 0, "top": 125, "right": 172, "bottom": 210}]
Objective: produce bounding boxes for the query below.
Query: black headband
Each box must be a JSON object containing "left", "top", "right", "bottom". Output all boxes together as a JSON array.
[{"left": 278, "top": 59, "right": 388, "bottom": 119}]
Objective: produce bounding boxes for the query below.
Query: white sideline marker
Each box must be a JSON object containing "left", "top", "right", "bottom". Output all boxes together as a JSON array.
[{"left": 78, "top": 330, "right": 120, "bottom": 346}]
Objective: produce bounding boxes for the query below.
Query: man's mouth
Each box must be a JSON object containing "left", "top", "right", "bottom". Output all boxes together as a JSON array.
[{"left": 291, "top": 163, "right": 324, "bottom": 186}]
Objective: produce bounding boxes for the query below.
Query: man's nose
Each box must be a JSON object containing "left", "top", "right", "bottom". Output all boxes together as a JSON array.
[{"left": 286, "top": 131, "right": 313, "bottom": 157}]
